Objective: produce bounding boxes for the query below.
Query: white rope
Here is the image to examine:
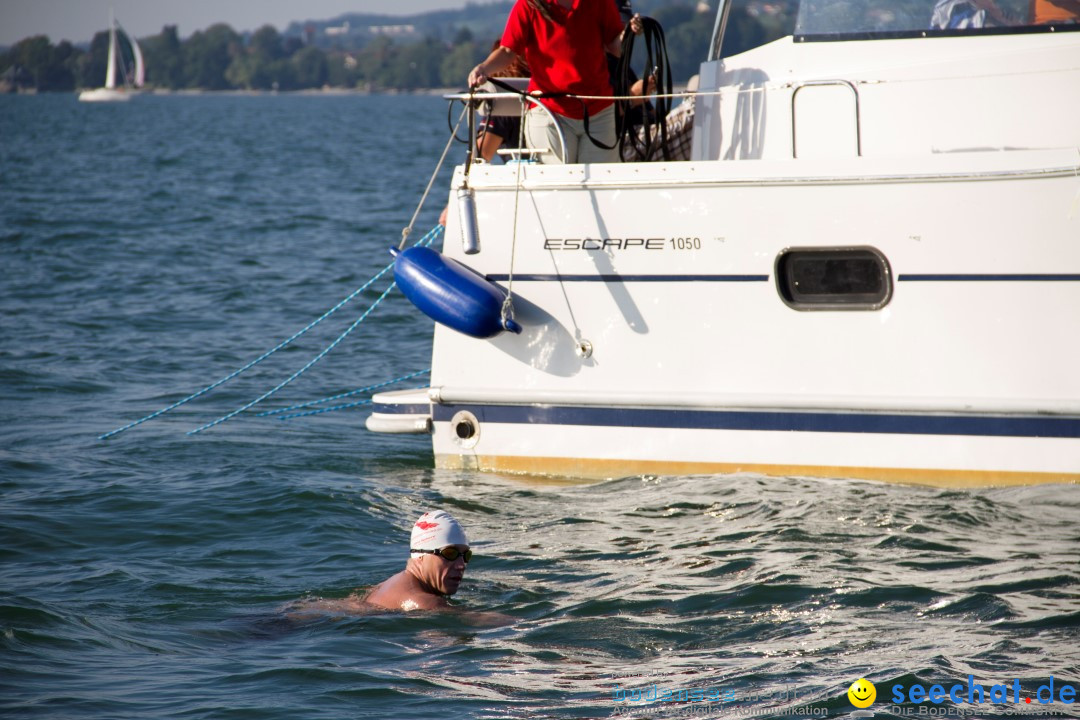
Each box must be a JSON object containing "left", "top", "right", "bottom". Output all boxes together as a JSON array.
[
  {"left": 400, "top": 105, "right": 468, "bottom": 249},
  {"left": 500, "top": 97, "right": 529, "bottom": 330},
  {"left": 567, "top": 89, "right": 702, "bottom": 102}
]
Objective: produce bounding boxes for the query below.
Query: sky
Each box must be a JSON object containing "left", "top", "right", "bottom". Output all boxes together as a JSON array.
[{"left": 0, "top": 0, "right": 489, "bottom": 46}]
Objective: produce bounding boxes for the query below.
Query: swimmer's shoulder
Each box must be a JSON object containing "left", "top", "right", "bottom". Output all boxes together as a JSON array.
[
  {"left": 366, "top": 576, "right": 449, "bottom": 612},
  {"left": 282, "top": 593, "right": 378, "bottom": 618}
]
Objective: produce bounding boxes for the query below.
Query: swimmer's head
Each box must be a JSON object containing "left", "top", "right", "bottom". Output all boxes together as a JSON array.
[
  {"left": 409, "top": 510, "right": 469, "bottom": 596},
  {"left": 409, "top": 510, "right": 468, "bottom": 558}
]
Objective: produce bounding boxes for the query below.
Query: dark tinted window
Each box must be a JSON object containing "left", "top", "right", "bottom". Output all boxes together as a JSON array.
[
  {"left": 776, "top": 247, "right": 892, "bottom": 309},
  {"left": 793, "top": 0, "right": 1073, "bottom": 39}
]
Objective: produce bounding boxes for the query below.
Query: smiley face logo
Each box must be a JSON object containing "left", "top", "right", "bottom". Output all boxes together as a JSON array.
[{"left": 848, "top": 678, "right": 876, "bottom": 708}]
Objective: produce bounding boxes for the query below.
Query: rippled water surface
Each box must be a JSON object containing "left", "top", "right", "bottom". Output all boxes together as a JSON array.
[{"left": 1, "top": 94, "right": 1078, "bottom": 719}]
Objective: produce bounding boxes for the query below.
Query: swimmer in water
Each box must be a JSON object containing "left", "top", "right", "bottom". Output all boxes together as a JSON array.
[
  {"left": 289, "top": 509, "right": 511, "bottom": 625},
  {"left": 364, "top": 509, "right": 471, "bottom": 612}
]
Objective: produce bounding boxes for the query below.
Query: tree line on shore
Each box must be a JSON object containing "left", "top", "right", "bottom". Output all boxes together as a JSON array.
[{"left": 0, "top": 3, "right": 718, "bottom": 94}]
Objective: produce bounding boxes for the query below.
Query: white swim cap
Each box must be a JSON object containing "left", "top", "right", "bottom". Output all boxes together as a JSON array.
[{"left": 409, "top": 510, "right": 468, "bottom": 557}]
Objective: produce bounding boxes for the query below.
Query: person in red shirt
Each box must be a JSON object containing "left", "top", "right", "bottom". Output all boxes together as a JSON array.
[{"left": 468, "top": 0, "right": 644, "bottom": 164}]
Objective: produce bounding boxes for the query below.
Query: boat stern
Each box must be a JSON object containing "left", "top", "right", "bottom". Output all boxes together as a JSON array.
[{"left": 365, "top": 387, "right": 433, "bottom": 435}]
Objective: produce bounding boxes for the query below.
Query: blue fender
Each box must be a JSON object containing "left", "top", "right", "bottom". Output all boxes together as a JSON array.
[{"left": 390, "top": 246, "right": 522, "bottom": 338}]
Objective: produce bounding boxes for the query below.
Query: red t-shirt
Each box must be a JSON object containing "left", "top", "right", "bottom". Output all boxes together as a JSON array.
[{"left": 501, "top": 0, "right": 625, "bottom": 119}]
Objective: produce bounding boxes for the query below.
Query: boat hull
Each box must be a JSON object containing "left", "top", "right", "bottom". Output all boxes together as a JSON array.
[
  {"left": 374, "top": 147, "right": 1080, "bottom": 486},
  {"left": 427, "top": 402, "right": 1079, "bottom": 486},
  {"left": 78, "top": 88, "right": 135, "bottom": 103}
]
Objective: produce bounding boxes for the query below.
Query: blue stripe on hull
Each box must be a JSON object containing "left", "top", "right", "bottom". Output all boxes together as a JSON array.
[
  {"left": 479, "top": 273, "right": 1080, "bottom": 283},
  {"left": 424, "top": 404, "right": 1080, "bottom": 439},
  {"left": 899, "top": 274, "right": 1080, "bottom": 282},
  {"left": 485, "top": 274, "right": 769, "bottom": 283}
]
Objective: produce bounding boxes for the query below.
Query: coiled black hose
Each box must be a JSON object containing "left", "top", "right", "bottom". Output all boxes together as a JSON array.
[{"left": 614, "top": 16, "right": 672, "bottom": 161}]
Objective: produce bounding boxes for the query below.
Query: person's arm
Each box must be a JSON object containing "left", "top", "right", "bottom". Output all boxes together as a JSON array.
[
  {"left": 478, "top": 129, "right": 506, "bottom": 163},
  {"left": 628, "top": 75, "right": 656, "bottom": 107},
  {"left": 469, "top": 46, "right": 518, "bottom": 88},
  {"left": 606, "top": 13, "right": 644, "bottom": 57}
]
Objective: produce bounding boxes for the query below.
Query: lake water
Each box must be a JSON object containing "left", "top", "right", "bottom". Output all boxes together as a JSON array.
[{"left": 1, "top": 93, "right": 1077, "bottom": 719}]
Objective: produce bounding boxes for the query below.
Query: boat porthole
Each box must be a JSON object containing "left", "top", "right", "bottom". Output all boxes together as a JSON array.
[
  {"left": 774, "top": 246, "right": 893, "bottom": 311},
  {"left": 450, "top": 410, "right": 480, "bottom": 449}
]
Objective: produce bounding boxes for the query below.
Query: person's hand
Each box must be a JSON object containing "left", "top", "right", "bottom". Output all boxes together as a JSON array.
[
  {"left": 629, "top": 75, "right": 656, "bottom": 105},
  {"left": 438, "top": 205, "right": 448, "bottom": 227},
  {"left": 631, "top": 76, "right": 656, "bottom": 95},
  {"left": 630, "top": 13, "right": 644, "bottom": 35},
  {"left": 468, "top": 64, "right": 488, "bottom": 88}
]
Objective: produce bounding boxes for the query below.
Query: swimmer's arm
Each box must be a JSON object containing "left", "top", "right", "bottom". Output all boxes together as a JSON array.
[
  {"left": 395, "top": 594, "right": 514, "bottom": 624},
  {"left": 389, "top": 593, "right": 514, "bottom": 624},
  {"left": 465, "top": 610, "right": 516, "bottom": 627},
  {"left": 282, "top": 595, "right": 367, "bottom": 619},
  {"left": 398, "top": 594, "right": 450, "bottom": 612},
  {"left": 285, "top": 592, "right": 513, "bottom": 625},
  {"left": 442, "top": 606, "right": 516, "bottom": 627},
  {"left": 365, "top": 598, "right": 514, "bottom": 625}
]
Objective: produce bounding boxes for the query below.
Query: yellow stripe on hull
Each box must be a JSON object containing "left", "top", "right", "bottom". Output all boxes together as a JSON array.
[{"left": 435, "top": 454, "right": 1080, "bottom": 488}]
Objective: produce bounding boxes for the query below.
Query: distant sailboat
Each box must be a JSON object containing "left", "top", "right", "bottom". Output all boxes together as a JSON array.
[{"left": 78, "top": 10, "right": 144, "bottom": 102}]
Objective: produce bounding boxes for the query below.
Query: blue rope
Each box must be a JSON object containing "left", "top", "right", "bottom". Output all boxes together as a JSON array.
[
  {"left": 100, "top": 224, "right": 444, "bottom": 440},
  {"left": 276, "top": 398, "right": 375, "bottom": 420},
  {"left": 187, "top": 281, "right": 399, "bottom": 435},
  {"left": 257, "top": 368, "right": 431, "bottom": 417}
]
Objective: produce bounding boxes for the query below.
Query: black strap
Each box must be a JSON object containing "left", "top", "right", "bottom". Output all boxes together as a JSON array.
[
  {"left": 526, "top": 0, "right": 559, "bottom": 25},
  {"left": 485, "top": 77, "right": 619, "bottom": 155}
]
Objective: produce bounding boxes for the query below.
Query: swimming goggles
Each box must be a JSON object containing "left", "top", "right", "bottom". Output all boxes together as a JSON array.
[{"left": 412, "top": 546, "right": 472, "bottom": 564}]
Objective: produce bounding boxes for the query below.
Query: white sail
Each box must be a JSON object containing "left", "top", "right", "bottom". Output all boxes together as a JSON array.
[
  {"left": 104, "top": 18, "right": 117, "bottom": 90},
  {"left": 127, "top": 27, "right": 145, "bottom": 88},
  {"left": 79, "top": 10, "right": 143, "bottom": 102}
]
